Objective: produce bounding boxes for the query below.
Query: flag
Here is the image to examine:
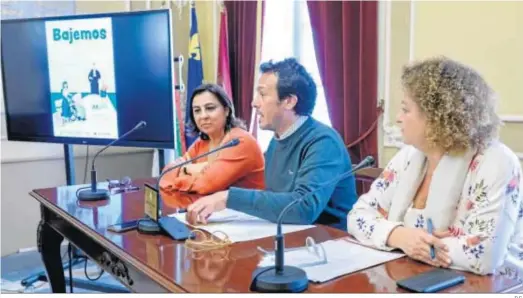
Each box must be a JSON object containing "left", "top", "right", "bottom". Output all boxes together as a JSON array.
[
  {"left": 185, "top": 2, "right": 204, "bottom": 148},
  {"left": 174, "top": 79, "right": 186, "bottom": 156},
  {"left": 151, "top": 60, "right": 186, "bottom": 177},
  {"left": 217, "top": 5, "right": 233, "bottom": 100}
]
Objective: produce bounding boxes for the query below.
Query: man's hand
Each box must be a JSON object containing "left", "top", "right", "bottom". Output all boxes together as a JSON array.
[{"left": 186, "top": 191, "right": 228, "bottom": 225}]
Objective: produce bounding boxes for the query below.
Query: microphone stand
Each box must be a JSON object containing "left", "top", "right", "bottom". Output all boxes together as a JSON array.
[
  {"left": 77, "top": 121, "right": 147, "bottom": 201},
  {"left": 25, "top": 123, "right": 147, "bottom": 292},
  {"left": 250, "top": 156, "right": 375, "bottom": 293},
  {"left": 137, "top": 138, "right": 240, "bottom": 234}
]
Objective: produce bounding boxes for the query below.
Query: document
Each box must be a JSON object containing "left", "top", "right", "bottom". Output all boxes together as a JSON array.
[
  {"left": 258, "top": 237, "right": 405, "bottom": 283},
  {"left": 168, "top": 209, "right": 315, "bottom": 243}
]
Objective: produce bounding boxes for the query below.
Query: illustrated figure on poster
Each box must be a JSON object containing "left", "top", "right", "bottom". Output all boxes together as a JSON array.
[
  {"left": 88, "top": 63, "right": 101, "bottom": 95},
  {"left": 72, "top": 93, "right": 86, "bottom": 121},
  {"left": 60, "top": 81, "right": 74, "bottom": 123}
]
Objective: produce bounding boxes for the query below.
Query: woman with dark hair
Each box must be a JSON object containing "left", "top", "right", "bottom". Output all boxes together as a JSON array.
[{"left": 160, "top": 83, "right": 265, "bottom": 195}]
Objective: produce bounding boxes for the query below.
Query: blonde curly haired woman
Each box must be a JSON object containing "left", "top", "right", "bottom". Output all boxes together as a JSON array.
[{"left": 347, "top": 56, "right": 522, "bottom": 276}]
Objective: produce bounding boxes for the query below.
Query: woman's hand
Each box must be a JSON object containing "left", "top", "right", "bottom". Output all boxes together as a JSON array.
[
  {"left": 183, "top": 162, "right": 208, "bottom": 176},
  {"left": 387, "top": 226, "right": 451, "bottom": 268},
  {"left": 162, "top": 157, "right": 186, "bottom": 173},
  {"left": 159, "top": 157, "right": 188, "bottom": 191}
]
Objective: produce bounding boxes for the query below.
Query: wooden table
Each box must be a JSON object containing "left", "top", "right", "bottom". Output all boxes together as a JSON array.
[{"left": 30, "top": 178, "right": 523, "bottom": 293}]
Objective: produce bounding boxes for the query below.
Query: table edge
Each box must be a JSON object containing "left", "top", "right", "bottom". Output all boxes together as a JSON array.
[{"left": 30, "top": 190, "right": 187, "bottom": 293}]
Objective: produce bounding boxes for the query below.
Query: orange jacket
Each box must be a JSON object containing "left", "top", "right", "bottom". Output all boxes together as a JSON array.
[{"left": 160, "top": 128, "right": 265, "bottom": 195}]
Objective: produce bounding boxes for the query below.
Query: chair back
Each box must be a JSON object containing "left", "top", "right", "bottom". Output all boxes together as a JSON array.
[{"left": 353, "top": 165, "right": 383, "bottom": 194}]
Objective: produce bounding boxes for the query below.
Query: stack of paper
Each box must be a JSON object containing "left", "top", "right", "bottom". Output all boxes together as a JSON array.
[
  {"left": 168, "top": 209, "right": 315, "bottom": 243},
  {"left": 258, "top": 237, "right": 405, "bottom": 283}
]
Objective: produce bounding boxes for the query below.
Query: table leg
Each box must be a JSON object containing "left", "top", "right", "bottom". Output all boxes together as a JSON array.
[{"left": 37, "top": 220, "right": 65, "bottom": 293}]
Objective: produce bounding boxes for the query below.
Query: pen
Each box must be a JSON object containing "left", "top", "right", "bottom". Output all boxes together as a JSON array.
[{"left": 427, "top": 218, "right": 435, "bottom": 259}]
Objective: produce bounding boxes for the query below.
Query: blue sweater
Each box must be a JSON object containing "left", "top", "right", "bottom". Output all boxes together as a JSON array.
[{"left": 227, "top": 117, "right": 358, "bottom": 230}]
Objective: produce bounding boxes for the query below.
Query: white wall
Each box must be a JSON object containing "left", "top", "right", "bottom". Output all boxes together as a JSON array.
[{"left": 1, "top": 149, "right": 153, "bottom": 256}]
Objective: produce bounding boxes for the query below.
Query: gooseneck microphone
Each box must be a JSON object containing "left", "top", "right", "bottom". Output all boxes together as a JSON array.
[
  {"left": 155, "top": 138, "right": 240, "bottom": 192},
  {"left": 77, "top": 121, "right": 147, "bottom": 201},
  {"left": 137, "top": 138, "right": 241, "bottom": 234},
  {"left": 250, "top": 156, "right": 376, "bottom": 293}
]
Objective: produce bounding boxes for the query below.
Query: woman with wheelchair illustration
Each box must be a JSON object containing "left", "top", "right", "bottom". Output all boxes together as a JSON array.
[{"left": 60, "top": 81, "right": 86, "bottom": 123}]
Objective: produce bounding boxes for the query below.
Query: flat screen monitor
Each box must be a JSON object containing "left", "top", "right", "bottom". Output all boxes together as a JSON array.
[{"left": 1, "top": 9, "right": 176, "bottom": 149}]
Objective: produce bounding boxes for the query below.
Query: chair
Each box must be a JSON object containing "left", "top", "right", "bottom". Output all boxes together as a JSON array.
[
  {"left": 354, "top": 166, "right": 383, "bottom": 183},
  {"left": 353, "top": 165, "right": 383, "bottom": 195}
]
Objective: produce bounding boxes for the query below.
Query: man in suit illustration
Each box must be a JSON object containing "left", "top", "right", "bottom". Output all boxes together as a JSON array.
[{"left": 88, "top": 63, "right": 101, "bottom": 94}]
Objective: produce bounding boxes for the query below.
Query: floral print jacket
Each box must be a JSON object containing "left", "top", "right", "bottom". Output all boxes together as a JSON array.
[{"left": 347, "top": 142, "right": 523, "bottom": 276}]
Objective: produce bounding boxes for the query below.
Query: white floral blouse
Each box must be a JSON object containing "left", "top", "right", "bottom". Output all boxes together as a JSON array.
[{"left": 347, "top": 141, "right": 523, "bottom": 277}]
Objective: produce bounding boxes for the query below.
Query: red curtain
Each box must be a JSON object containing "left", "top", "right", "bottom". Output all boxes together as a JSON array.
[
  {"left": 224, "top": 0, "right": 264, "bottom": 131},
  {"left": 307, "top": 1, "right": 379, "bottom": 165}
]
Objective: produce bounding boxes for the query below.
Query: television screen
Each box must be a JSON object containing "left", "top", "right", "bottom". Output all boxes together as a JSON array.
[{"left": 1, "top": 9, "right": 176, "bottom": 149}]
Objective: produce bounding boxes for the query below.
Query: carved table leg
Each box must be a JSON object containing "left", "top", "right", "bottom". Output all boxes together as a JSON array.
[{"left": 38, "top": 220, "right": 65, "bottom": 293}]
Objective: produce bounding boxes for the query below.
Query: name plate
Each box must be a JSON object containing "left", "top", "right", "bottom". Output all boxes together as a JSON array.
[{"left": 144, "top": 183, "right": 159, "bottom": 221}]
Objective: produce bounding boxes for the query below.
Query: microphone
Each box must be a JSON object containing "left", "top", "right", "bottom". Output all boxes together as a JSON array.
[
  {"left": 137, "top": 138, "right": 240, "bottom": 234},
  {"left": 251, "top": 156, "right": 375, "bottom": 293},
  {"left": 155, "top": 138, "right": 240, "bottom": 192},
  {"left": 77, "top": 121, "right": 147, "bottom": 201}
]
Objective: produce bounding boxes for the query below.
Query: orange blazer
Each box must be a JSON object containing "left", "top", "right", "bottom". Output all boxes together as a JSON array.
[{"left": 160, "top": 128, "right": 265, "bottom": 195}]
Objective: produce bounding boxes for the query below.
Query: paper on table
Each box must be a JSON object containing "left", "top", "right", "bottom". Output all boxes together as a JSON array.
[
  {"left": 168, "top": 208, "right": 315, "bottom": 243},
  {"left": 258, "top": 237, "right": 405, "bottom": 283}
]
